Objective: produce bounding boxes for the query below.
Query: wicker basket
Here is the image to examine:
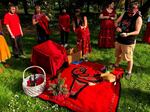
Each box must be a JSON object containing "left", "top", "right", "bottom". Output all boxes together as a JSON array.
[{"left": 22, "top": 66, "right": 46, "bottom": 97}]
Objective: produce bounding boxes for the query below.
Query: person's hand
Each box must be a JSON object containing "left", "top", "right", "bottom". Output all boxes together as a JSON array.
[
  {"left": 21, "top": 32, "right": 23, "bottom": 37},
  {"left": 110, "top": 17, "right": 114, "bottom": 20},
  {"left": 62, "top": 27, "right": 65, "bottom": 31},
  {"left": 120, "top": 32, "right": 128, "bottom": 37},
  {"left": 36, "top": 20, "right": 39, "bottom": 24},
  {"left": 11, "top": 35, "right": 15, "bottom": 39},
  {"left": 80, "top": 26, "right": 84, "bottom": 29},
  {"left": 73, "top": 28, "right": 76, "bottom": 32},
  {"left": 116, "top": 27, "right": 122, "bottom": 32},
  {"left": 81, "top": 26, "right": 86, "bottom": 30},
  {"left": 106, "top": 16, "right": 110, "bottom": 19}
]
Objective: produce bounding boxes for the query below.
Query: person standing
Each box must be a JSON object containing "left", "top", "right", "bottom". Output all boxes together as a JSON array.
[
  {"left": 0, "top": 18, "right": 11, "bottom": 68},
  {"left": 4, "top": 4, "right": 24, "bottom": 58},
  {"left": 98, "top": 1, "right": 116, "bottom": 48},
  {"left": 114, "top": 2, "right": 142, "bottom": 79},
  {"left": 59, "top": 8, "right": 70, "bottom": 47},
  {"left": 32, "top": 5, "right": 51, "bottom": 43},
  {"left": 143, "top": 16, "right": 150, "bottom": 44},
  {"left": 72, "top": 8, "right": 91, "bottom": 61}
]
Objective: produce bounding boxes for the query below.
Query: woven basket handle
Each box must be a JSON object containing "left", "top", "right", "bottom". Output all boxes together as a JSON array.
[{"left": 23, "top": 66, "right": 46, "bottom": 83}]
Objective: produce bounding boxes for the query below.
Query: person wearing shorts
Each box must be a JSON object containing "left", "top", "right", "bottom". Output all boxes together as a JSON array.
[{"left": 114, "top": 2, "right": 142, "bottom": 79}]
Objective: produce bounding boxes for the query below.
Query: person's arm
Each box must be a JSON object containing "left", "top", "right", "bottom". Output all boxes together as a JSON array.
[
  {"left": 72, "top": 19, "right": 76, "bottom": 32},
  {"left": 45, "top": 15, "right": 50, "bottom": 21},
  {"left": 19, "top": 24, "right": 23, "bottom": 36},
  {"left": 99, "top": 13, "right": 110, "bottom": 19},
  {"left": 0, "top": 20, "right": 3, "bottom": 33},
  {"left": 6, "top": 24, "right": 15, "bottom": 38},
  {"left": 58, "top": 15, "right": 64, "bottom": 30},
  {"left": 83, "top": 16, "right": 88, "bottom": 28},
  {"left": 67, "top": 15, "right": 70, "bottom": 28},
  {"left": 121, "top": 16, "right": 143, "bottom": 37},
  {"left": 32, "top": 18, "right": 38, "bottom": 25},
  {"left": 110, "top": 10, "right": 117, "bottom": 20},
  {"left": 115, "top": 13, "right": 124, "bottom": 32}
]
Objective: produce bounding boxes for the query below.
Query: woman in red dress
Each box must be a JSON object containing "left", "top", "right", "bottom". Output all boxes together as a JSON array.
[
  {"left": 143, "top": 16, "right": 150, "bottom": 44},
  {"left": 72, "top": 8, "right": 91, "bottom": 61},
  {"left": 98, "top": 1, "right": 116, "bottom": 48}
]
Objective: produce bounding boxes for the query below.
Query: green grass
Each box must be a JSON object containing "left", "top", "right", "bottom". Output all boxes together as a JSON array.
[{"left": 0, "top": 18, "right": 150, "bottom": 112}]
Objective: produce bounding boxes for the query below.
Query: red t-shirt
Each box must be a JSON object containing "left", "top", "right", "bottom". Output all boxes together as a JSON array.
[
  {"left": 59, "top": 13, "right": 70, "bottom": 32},
  {"left": 4, "top": 13, "right": 21, "bottom": 37}
]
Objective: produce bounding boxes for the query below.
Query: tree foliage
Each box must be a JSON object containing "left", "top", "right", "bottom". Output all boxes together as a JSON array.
[{"left": 0, "top": 0, "right": 149, "bottom": 17}]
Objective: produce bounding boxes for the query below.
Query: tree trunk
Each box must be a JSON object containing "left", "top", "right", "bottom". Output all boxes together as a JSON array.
[
  {"left": 86, "top": 0, "right": 90, "bottom": 13},
  {"left": 140, "top": 0, "right": 150, "bottom": 17},
  {"left": 23, "top": 0, "right": 28, "bottom": 15},
  {"left": 58, "top": 0, "right": 62, "bottom": 13},
  {"left": 125, "top": 0, "right": 131, "bottom": 11}
]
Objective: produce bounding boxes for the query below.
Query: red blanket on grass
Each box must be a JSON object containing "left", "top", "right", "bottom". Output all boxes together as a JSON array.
[
  {"left": 31, "top": 40, "right": 68, "bottom": 77},
  {"left": 38, "top": 62, "right": 124, "bottom": 112}
]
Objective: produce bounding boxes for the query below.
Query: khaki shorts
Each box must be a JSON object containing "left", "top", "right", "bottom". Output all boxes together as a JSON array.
[{"left": 115, "top": 42, "right": 136, "bottom": 61}]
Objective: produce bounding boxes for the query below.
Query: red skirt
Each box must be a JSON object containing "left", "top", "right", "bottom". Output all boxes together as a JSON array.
[
  {"left": 98, "top": 20, "right": 115, "bottom": 48},
  {"left": 143, "top": 22, "right": 150, "bottom": 44},
  {"left": 76, "top": 27, "right": 91, "bottom": 56}
]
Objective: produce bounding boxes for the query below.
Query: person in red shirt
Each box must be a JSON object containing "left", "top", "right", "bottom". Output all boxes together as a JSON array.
[
  {"left": 4, "top": 4, "right": 24, "bottom": 58},
  {"left": 59, "top": 8, "right": 70, "bottom": 47}
]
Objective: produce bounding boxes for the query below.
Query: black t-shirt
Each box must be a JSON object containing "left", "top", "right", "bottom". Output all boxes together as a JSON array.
[{"left": 116, "top": 11, "right": 142, "bottom": 45}]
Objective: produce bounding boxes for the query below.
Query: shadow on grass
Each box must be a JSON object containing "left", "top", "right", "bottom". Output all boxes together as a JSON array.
[
  {"left": 120, "top": 88, "right": 150, "bottom": 111},
  {"left": 8, "top": 57, "right": 31, "bottom": 72},
  {"left": 11, "top": 77, "right": 23, "bottom": 94}
]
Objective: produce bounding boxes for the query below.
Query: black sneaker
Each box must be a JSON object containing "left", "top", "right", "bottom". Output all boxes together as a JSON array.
[
  {"left": 14, "top": 55, "right": 19, "bottom": 58},
  {"left": 125, "top": 72, "right": 132, "bottom": 80},
  {"left": 84, "top": 57, "right": 88, "bottom": 62},
  {"left": 110, "top": 63, "right": 119, "bottom": 68}
]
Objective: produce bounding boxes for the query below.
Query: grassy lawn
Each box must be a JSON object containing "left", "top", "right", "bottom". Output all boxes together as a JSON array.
[{"left": 0, "top": 14, "right": 150, "bottom": 112}]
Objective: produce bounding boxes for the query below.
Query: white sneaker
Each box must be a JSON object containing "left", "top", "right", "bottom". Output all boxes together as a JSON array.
[
  {"left": 20, "top": 54, "right": 26, "bottom": 59},
  {"left": 64, "top": 44, "right": 68, "bottom": 48}
]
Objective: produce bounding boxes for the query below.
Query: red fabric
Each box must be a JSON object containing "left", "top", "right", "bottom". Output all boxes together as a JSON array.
[
  {"left": 39, "top": 62, "right": 124, "bottom": 112},
  {"left": 27, "top": 77, "right": 44, "bottom": 86},
  {"left": 76, "top": 27, "right": 91, "bottom": 55},
  {"left": 31, "top": 40, "right": 68, "bottom": 77},
  {"left": 59, "top": 13, "right": 70, "bottom": 32},
  {"left": 143, "top": 22, "right": 150, "bottom": 44},
  {"left": 38, "top": 15, "right": 51, "bottom": 35},
  {"left": 4, "top": 13, "right": 21, "bottom": 37},
  {"left": 98, "top": 9, "right": 116, "bottom": 48}
]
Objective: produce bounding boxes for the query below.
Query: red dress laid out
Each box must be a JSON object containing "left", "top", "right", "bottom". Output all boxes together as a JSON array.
[
  {"left": 143, "top": 17, "right": 150, "bottom": 44},
  {"left": 98, "top": 9, "right": 115, "bottom": 48}
]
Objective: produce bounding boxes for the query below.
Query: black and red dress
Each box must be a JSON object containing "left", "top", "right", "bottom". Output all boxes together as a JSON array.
[{"left": 73, "top": 16, "right": 91, "bottom": 56}]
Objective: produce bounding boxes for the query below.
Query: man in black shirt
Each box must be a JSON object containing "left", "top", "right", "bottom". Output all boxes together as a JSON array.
[{"left": 114, "top": 2, "right": 142, "bottom": 79}]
